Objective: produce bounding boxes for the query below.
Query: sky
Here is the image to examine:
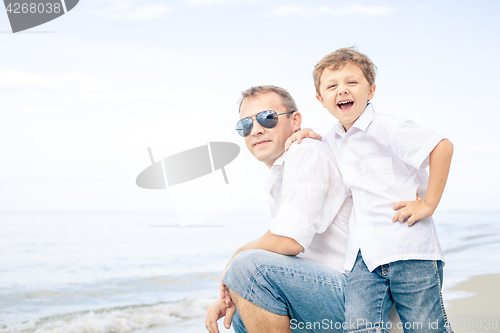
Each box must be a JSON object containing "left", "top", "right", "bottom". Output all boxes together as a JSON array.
[{"left": 1, "top": 0, "right": 499, "bottom": 215}]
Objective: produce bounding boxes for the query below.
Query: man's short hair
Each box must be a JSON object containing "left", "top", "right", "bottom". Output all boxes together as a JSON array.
[
  {"left": 313, "top": 47, "right": 377, "bottom": 95},
  {"left": 238, "top": 85, "right": 297, "bottom": 117}
]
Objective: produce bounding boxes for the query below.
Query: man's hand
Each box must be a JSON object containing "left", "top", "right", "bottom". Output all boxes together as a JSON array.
[
  {"left": 205, "top": 298, "right": 237, "bottom": 333},
  {"left": 392, "top": 194, "right": 434, "bottom": 226},
  {"left": 284, "top": 128, "right": 321, "bottom": 151},
  {"left": 219, "top": 281, "right": 233, "bottom": 307},
  {"left": 219, "top": 263, "right": 234, "bottom": 307}
]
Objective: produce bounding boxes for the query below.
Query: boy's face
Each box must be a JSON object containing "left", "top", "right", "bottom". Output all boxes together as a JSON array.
[
  {"left": 239, "top": 92, "right": 301, "bottom": 168},
  {"left": 316, "top": 62, "right": 376, "bottom": 131}
]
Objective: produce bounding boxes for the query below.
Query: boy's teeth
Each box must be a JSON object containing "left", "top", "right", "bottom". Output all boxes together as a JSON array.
[{"left": 338, "top": 101, "right": 354, "bottom": 110}]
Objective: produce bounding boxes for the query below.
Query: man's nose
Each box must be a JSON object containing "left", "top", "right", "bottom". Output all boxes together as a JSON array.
[{"left": 250, "top": 118, "right": 265, "bottom": 136}]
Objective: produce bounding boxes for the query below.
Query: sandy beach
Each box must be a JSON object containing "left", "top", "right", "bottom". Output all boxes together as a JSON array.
[{"left": 446, "top": 274, "right": 500, "bottom": 333}]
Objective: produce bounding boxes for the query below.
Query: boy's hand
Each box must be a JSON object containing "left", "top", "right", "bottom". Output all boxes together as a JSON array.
[
  {"left": 392, "top": 194, "right": 434, "bottom": 226},
  {"left": 284, "top": 128, "right": 321, "bottom": 151}
]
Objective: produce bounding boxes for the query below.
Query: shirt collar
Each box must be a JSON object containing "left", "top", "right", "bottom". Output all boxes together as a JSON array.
[
  {"left": 264, "top": 150, "right": 287, "bottom": 193},
  {"left": 272, "top": 150, "right": 287, "bottom": 167},
  {"left": 334, "top": 103, "right": 376, "bottom": 136}
]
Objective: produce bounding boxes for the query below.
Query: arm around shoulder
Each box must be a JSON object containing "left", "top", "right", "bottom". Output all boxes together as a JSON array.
[{"left": 284, "top": 128, "right": 322, "bottom": 151}]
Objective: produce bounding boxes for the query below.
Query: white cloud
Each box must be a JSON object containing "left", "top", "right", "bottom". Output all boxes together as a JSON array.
[
  {"left": 0, "top": 69, "right": 104, "bottom": 90},
  {"left": 0, "top": 69, "right": 179, "bottom": 115},
  {"left": 459, "top": 142, "right": 500, "bottom": 156},
  {"left": 267, "top": 4, "right": 396, "bottom": 17},
  {"left": 86, "top": 0, "right": 170, "bottom": 20},
  {"left": 187, "top": 0, "right": 261, "bottom": 5}
]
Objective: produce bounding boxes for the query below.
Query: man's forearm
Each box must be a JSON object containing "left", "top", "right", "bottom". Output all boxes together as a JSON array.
[
  {"left": 240, "top": 230, "right": 303, "bottom": 255},
  {"left": 222, "top": 231, "right": 303, "bottom": 279},
  {"left": 425, "top": 139, "right": 453, "bottom": 212}
]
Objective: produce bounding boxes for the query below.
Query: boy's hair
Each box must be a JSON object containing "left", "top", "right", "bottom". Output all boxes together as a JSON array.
[
  {"left": 313, "top": 47, "right": 377, "bottom": 95},
  {"left": 238, "top": 85, "right": 297, "bottom": 117}
]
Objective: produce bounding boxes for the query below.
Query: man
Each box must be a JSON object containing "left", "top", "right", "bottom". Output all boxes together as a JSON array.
[{"left": 205, "top": 85, "right": 352, "bottom": 333}]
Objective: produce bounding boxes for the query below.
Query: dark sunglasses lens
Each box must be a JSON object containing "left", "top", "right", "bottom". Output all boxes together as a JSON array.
[
  {"left": 256, "top": 110, "right": 278, "bottom": 128},
  {"left": 236, "top": 117, "right": 253, "bottom": 137}
]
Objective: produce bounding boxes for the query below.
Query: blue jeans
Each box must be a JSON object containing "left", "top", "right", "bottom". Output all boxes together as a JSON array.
[
  {"left": 344, "top": 251, "right": 453, "bottom": 333},
  {"left": 222, "top": 249, "right": 347, "bottom": 333}
]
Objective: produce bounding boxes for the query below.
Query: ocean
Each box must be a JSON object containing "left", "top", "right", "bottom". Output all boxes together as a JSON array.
[{"left": 1, "top": 210, "right": 499, "bottom": 333}]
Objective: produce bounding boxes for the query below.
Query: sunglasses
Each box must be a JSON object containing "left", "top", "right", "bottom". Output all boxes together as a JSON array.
[{"left": 236, "top": 110, "right": 297, "bottom": 137}]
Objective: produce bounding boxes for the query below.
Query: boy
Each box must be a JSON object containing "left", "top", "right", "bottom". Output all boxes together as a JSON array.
[{"left": 286, "top": 47, "right": 454, "bottom": 332}]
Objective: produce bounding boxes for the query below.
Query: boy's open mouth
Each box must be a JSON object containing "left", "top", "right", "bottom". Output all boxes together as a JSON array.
[{"left": 337, "top": 100, "right": 354, "bottom": 111}]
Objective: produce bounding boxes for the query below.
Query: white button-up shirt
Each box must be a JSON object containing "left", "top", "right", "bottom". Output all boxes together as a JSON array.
[
  {"left": 322, "top": 103, "right": 445, "bottom": 272},
  {"left": 267, "top": 139, "right": 352, "bottom": 272}
]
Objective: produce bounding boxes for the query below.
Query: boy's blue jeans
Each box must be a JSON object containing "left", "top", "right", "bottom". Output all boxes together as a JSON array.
[
  {"left": 344, "top": 251, "right": 453, "bottom": 333},
  {"left": 222, "top": 249, "right": 347, "bottom": 333}
]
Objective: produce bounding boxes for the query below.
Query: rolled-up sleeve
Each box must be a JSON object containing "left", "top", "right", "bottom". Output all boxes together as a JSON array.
[
  {"left": 269, "top": 140, "right": 348, "bottom": 251},
  {"left": 270, "top": 203, "right": 316, "bottom": 249}
]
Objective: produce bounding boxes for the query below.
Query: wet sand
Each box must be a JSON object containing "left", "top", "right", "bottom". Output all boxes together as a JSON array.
[{"left": 446, "top": 274, "right": 500, "bottom": 332}]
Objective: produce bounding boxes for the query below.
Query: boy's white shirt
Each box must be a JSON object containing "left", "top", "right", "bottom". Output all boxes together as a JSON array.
[
  {"left": 266, "top": 139, "right": 352, "bottom": 273},
  {"left": 322, "top": 103, "right": 445, "bottom": 272}
]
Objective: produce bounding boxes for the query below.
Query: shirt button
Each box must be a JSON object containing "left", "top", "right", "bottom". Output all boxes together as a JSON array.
[
  {"left": 361, "top": 220, "right": 366, "bottom": 225},
  {"left": 344, "top": 140, "right": 348, "bottom": 145}
]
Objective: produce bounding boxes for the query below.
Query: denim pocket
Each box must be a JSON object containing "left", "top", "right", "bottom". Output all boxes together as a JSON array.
[{"left": 359, "top": 156, "right": 396, "bottom": 192}]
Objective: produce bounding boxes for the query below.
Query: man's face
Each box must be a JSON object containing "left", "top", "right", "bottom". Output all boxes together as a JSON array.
[
  {"left": 316, "top": 62, "right": 376, "bottom": 131},
  {"left": 239, "top": 92, "right": 300, "bottom": 168}
]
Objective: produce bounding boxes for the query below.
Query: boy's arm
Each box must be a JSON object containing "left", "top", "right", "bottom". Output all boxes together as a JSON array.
[
  {"left": 392, "top": 139, "right": 453, "bottom": 226},
  {"left": 284, "top": 128, "right": 321, "bottom": 151}
]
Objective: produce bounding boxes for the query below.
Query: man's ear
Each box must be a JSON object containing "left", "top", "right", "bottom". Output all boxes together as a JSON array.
[
  {"left": 316, "top": 94, "right": 326, "bottom": 108},
  {"left": 368, "top": 84, "right": 376, "bottom": 100},
  {"left": 292, "top": 111, "right": 302, "bottom": 132}
]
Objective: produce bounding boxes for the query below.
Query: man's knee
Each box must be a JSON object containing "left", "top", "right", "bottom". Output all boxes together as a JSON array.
[
  {"left": 229, "top": 287, "right": 291, "bottom": 333},
  {"left": 226, "top": 249, "right": 274, "bottom": 280}
]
